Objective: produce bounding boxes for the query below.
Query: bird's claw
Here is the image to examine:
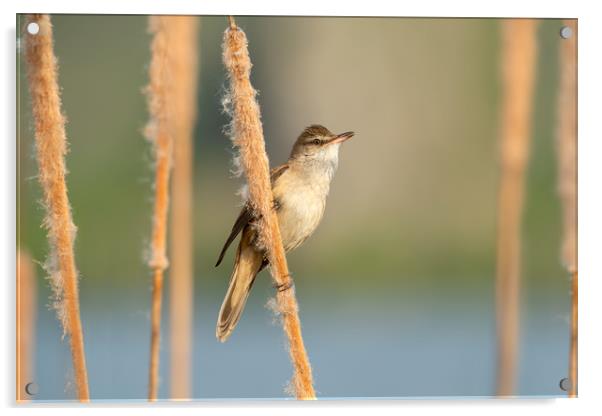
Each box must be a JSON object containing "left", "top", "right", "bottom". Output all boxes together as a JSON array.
[
  {"left": 272, "top": 198, "right": 281, "bottom": 211},
  {"left": 274, "top": 277, "right": 293, "bottom": 292}
]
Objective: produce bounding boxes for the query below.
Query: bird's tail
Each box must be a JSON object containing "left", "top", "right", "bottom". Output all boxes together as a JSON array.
[{"left": 216, "top": 236, "right": 264, "bottom": 342}]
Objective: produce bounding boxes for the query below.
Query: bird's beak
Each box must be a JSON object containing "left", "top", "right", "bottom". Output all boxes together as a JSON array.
[{"left": 328, "top": 131, "right": 355, "bottom": 145}]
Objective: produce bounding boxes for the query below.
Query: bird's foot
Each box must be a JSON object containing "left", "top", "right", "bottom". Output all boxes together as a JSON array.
[{"left": 274, "top": 277, "right": 293, "bottom": 292}]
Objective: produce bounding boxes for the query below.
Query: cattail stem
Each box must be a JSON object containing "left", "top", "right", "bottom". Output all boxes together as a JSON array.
[
  {"left": 222, "top": 17, "right": 316, "bottom": 399},
  {"left": 167, "top": 16, "right": 199, "bottom": 400},
  {"left": 495, "top": 19, "right": 537, "bottom": 397},
  {"left": 16, "top": 249, "right": 37, "bottom": 402},
  {"left": 145, "top": 15, "right": 175, "bottom": 401},
  {"left": 227, "top": 16, "right": 236, "bottom": 30},
  {"left": 556, "top": 19, "right": 577, "bottom": 398},
  {"left": 149, "top": 269, "right": 165, "bottom": 401},
  {"left": 24, "top": 14, "right": 90, "bottom": 402}
]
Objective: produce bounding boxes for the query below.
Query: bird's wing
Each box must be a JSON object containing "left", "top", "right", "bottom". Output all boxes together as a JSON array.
[
  {"left": 270, "top": 163, "right": 289, "bottom": 183},
  {"left": 215, "top": 206, "right": 252, "bottom": 267},
  {"left": 214, "top": 163, "right": 289, "bottom": 267}
]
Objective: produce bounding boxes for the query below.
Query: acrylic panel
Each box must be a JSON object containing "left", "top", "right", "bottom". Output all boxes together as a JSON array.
[{"left": 16, "top": 14, "right": 577, "bottom": 402}]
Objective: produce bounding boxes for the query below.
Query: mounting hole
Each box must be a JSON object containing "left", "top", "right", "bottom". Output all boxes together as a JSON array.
[
  {"left": 559, "top": 377, "right": 572, "bottom": 391},
  {"left": 27, "top": 22, "right": 40, "bottom": 35},
  {"left": 560, "top": 26, "right": 573, "bottom": 39},
  {"left": 25, "top": 382, "right": 38, "bottom": 396}
]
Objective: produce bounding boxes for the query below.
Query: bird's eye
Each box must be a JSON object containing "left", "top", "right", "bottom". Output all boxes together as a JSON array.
[{"left": 312, "top": 138, "right": 322, "bottom": 145}]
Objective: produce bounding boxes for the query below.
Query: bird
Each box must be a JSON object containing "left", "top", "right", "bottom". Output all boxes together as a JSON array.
[{"left": 215, "top": 124, "right": 354, "bottom": 342}]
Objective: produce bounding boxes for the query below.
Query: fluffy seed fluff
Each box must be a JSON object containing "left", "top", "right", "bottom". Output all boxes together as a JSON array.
[
  {"left": 221, "top": 21, "right": 316, "bottom": 399},
  {"left": 24, "top": 13, "right": 90, "bottom": 401}
]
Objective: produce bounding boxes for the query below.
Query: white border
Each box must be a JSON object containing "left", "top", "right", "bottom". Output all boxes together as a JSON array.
[
  {"left": 3, "top": 1, "right": 601, "bottom": 415},
  {"left": 3, "top": 0, "right": 586, "bottom": 17}
]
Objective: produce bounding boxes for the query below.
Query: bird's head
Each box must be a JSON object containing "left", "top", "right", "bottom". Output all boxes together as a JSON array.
[{"left": 289, "top": 125, "right": 354, "bottom": 166}]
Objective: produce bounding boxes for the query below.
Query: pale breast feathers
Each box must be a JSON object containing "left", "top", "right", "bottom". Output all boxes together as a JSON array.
[{"left": 272, "top": 167, "right": 328, "bottom": 252}]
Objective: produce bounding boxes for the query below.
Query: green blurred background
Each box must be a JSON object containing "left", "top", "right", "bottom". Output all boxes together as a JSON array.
[{"left": 17, "top": 15, "right": 571, "bottom": 400}]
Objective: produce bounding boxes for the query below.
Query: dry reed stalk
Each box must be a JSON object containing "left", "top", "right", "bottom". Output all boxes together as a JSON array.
[
  {"left": 166, "top": 16, "right": 199, "bottom": 400},
  {"left": 222, "top": 17, "right": 316, "bottom": 399},
  {"left": 16, "top": 249, "right": 37, "bottom": 402},
  {"left": 145, "top": 15, "right": 175, "bottom": 401},
  {"left": 495, "top": 19, "right": 537, "bottom": 397},
  {"left": 556, "top": 19, "right": 577, "bottom": 398},
  {"left": 24, "top": 14, "right": 90, "bottom": 402}
]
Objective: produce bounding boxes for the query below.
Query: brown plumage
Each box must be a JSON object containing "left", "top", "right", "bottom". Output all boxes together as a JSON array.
[{"left": 215, "top": 125, "right": 354, "bottom": 342}]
